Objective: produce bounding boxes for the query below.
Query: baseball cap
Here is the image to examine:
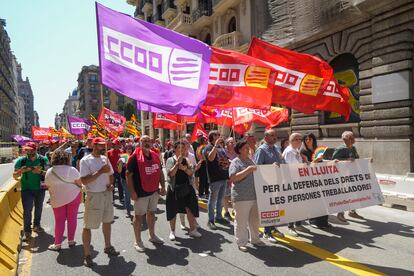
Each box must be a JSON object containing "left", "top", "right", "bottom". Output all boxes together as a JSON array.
[
  {"left": 112, "top": 138, "right": 120, "bottom": 145},
  {"left": 23, "top": 142, "right": 37, "bottom": 150},
  {"left": 92, "top": 137, "right": 106, "bottom": 145}
]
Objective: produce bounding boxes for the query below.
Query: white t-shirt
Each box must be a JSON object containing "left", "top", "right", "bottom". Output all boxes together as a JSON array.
[
  {"left": 80, "top": 154, "right": 114, "bottom": 192},
  {"left": 282, "top": 145, "right": 303, "bottom": 164},
  {"left": 45, "top": 165, "right": 81, "bottom": 208}
]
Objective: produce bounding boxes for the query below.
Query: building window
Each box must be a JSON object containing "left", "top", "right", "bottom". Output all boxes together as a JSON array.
[
  {"left": 228, "top": 17, "right": 236, "bottom": 33},
  {"left": 324, "top": 53, "right": 360, "bottom": 124},
  {"left": 89, "top": 74, "right": 98, "bottom": 82},
  {"left": 204, "top": 33, "right": 211, "bottom": 45}
]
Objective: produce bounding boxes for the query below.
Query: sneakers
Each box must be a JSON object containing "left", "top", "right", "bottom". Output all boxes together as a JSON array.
[
  {"left": 272, "top": 229, "right": 285, "bottom": 238},
  {"left": 263, "top": 233, "right": 277, "bottom": 244},
  {"left": 84, "top": 255, "right": 94, "bottom": 267},
  {"left": 48, "top": 244, "right": 61, "bottom": 251},
  {"left": 180, "top": 224, "right": 188, "bottom": 230},
  {"left": 348, "top": 210, "right": 364, "bottom": 219},
  {"left": 238, "top": 245, "right": 248, "bottom": 252},
  {"left": 215, "top": 218, "right": 230, "bottom": 225},
  {"left": 295, "top": 225, "right": 310, "bottom": 233},
  {"left": 169, "top": 231, "right": 176, "bottom": 241},
  {"left": 207, "top": 221, "right": 217, "bottom": 230},
  {"left": 288, "top": 228, "right": 299, "bottom": 237},
  {"left": 224, "top": 212, "right": 232, "bottom": 220},
  {"left": 104, "top": 246, "right": 120, "bottom": 256},
  {"left": 189, "top": 229, "right": 202, "bottom": 238},
  {"left": 33, "top": 226, "right": 44, "bottom": 233},
  {"left": 251, "top": 240, "right": 266, "bottom": 247},
  {"left": 337, "top": 212, "right": 347, "bottom": 223},
  {"left": 134, "top": 241, "right": 146, "bottom": 252},
  {"left": 149, "top": 235, "right": 164, "bottom": 244},
  {"left": 23, "top": 232, "right": 32, "bottom": 242}
]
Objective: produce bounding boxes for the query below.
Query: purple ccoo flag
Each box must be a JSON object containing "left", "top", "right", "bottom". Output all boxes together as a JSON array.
[
  {"left": 67, "top": 116, "right": 92, "bottom": 135},
  {"left": 11, "top": 135, "right": 33, "bottom": 146},
  {"left": 96, "top": 3, "right": 212, "bottom": 116}
]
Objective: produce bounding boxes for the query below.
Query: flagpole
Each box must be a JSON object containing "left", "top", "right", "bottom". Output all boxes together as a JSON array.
[{"left": 100, "top": 83, "right": 108, "bottom": 156}]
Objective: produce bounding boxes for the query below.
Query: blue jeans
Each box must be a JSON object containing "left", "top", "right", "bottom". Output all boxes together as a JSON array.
[
  {"left": 21, "top": 189, "right": 46, "bottom": 232},
  {"left": 207, "top": 180, "right": 227, "bottom": 222},
  {"left": 120, "top": 178, "right": 132, "bottom": 213}
]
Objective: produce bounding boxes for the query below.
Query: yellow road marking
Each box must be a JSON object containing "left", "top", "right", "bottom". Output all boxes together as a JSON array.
[
  {"left": 19, "top": 238, "right": 33, "bottom": 276},
  {"left": 198, "top": 200, "right": 385, "bottom": 276}
]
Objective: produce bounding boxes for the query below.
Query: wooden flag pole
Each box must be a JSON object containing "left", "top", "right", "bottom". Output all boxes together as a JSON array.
[{"left": 100, "top": 83, "right": 108, "bottom": 157}]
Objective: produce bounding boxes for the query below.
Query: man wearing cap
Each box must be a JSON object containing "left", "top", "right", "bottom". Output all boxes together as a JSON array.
[
  {"left": 126, "top": 135, "right": 166, "bottom": 252},
  {"left": 13, "top": 142, "right": 49, "bottom": 240},
  {"left": 108, "top": 138, "right": 124, "bottom": 204},
  {"left": 80, "top": 137, "right": 119, "bottom": 267}
]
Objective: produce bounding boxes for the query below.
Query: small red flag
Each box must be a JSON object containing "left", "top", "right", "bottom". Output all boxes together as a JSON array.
[
  {"left": 233, "top": 107, "right": 289, "bottom": 129},
  {"left": 191, "top": 123, "right": 208, "bottom": 142},
  {"left": 32, "top": 127, "right": 50, "bottom": 141},
  {"left": 153, "top": 113, "right": 184, "bottom": 130},
  {"left": 98, "top": 107, "right": 126, "bottom": 134}
]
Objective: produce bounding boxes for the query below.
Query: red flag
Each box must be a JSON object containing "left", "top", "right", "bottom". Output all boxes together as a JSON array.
[
  {"left": 191, "top": 123, "right": 208, "bottom": 142},
  {"left": 153, "top": 113, "right": 184, "bottom": 130},
  {"left": 214, "top": 109, "right": 233, "bottom": 127},
  {"left": 233, "top": 122, "right": 252, "bottom": 135},
  {"left": 204, "top": 47, "right": 275, "bottom": 109},
  {"left": 318, "top": 79, "right": 351, "bottom": 120},
  {"left": 98, "top": 107, "right": 126, "bottom": 133},
  {"left": 248, "top": 38, "right": 350, "bottom": 118},
  {"left": 183, "top": 107, "right": 217, "bottom": 124},
  {"left": 32, "top": 127, "right": 50, "bottom": 141},
  {"left": 233, "top": 107, "right": 289, "bottom": 129}
]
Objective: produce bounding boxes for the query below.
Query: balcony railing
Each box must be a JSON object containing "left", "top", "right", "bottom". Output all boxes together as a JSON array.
[
  {"left": 167, "top": 12, "right": 192, "bottom": 31},
  {"left": 213, "top": 31, "right": 243, "bottom": 49}
]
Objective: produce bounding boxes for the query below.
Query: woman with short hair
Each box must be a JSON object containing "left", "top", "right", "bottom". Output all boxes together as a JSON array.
[
  {"left": 229, "top": 139, "right": 266, "bottom": 252},
  {"left": 45, "top": 150, "right": 82, "bottom": 250},
  {"left": 165, "top": 141, "right": 201, "bottom": 240}
]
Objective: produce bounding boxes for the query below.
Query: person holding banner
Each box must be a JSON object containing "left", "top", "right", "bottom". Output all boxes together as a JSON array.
[
  {"left": 254, "top": 129, "right": 285, "bottom": 243},
  {"left": 204, "top": 131, "right": 230, "bottom": 230},
  {"left": 283, "top": 133, "right": 311, "bottom": 237},
  {"left": 333, "top": 131, "right": 364, "bottom": 222},
  {"left": 230, "top": 139, "right": 266, "bottom": 252},
  {"left": 300, "top": 133, "right": 332, "bottom": 229}
]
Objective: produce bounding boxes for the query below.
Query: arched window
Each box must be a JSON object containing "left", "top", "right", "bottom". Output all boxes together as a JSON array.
[
  {"left": 228, "top": 16, "right": 236, "bottom": 33},
  {"left": 324, "top": 53, "right": 360, "bottom": 124},
  {"left": 204, "top": 33, "right": 211, "bottom": 45}
]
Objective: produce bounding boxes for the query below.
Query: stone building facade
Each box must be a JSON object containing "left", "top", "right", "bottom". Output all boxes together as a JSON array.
[
  {"left": 255, "top": 0, "right": 414, "bottom": 175},
  {"left": 125, "top": 0, "right": 413, "bottom": 175},
  {"left": 77, "top": 65, "right": 135, "bottom": 120},
  {"left": 0, "top": 19, "right": 18, "bottom": 140}
]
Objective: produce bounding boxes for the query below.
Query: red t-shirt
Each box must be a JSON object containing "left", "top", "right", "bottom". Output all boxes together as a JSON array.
[{"left": 107, "top": 148, "right": 123, "bottom": 171}]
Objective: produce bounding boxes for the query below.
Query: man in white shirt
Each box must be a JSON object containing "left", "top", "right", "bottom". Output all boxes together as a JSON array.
[
  {"left": 282, "top": 133, "right": 310, "bottom": 237},
  {"left": 80, "top": 137, "right": 119, "bottom": 267}
]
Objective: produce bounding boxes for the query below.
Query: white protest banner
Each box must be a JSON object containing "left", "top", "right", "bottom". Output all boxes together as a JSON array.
[{"left": 254, "top": 159, "right": 384, "bottom": 226}]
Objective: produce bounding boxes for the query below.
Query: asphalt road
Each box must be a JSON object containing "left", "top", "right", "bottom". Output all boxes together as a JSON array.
[{"left": 18, "top": 191, "right": 414, "bottom": 276}]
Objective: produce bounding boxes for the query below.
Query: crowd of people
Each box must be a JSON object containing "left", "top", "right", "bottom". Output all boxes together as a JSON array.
[{"left": 13, "top": 129, "right": 364, "bottom": 266}]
